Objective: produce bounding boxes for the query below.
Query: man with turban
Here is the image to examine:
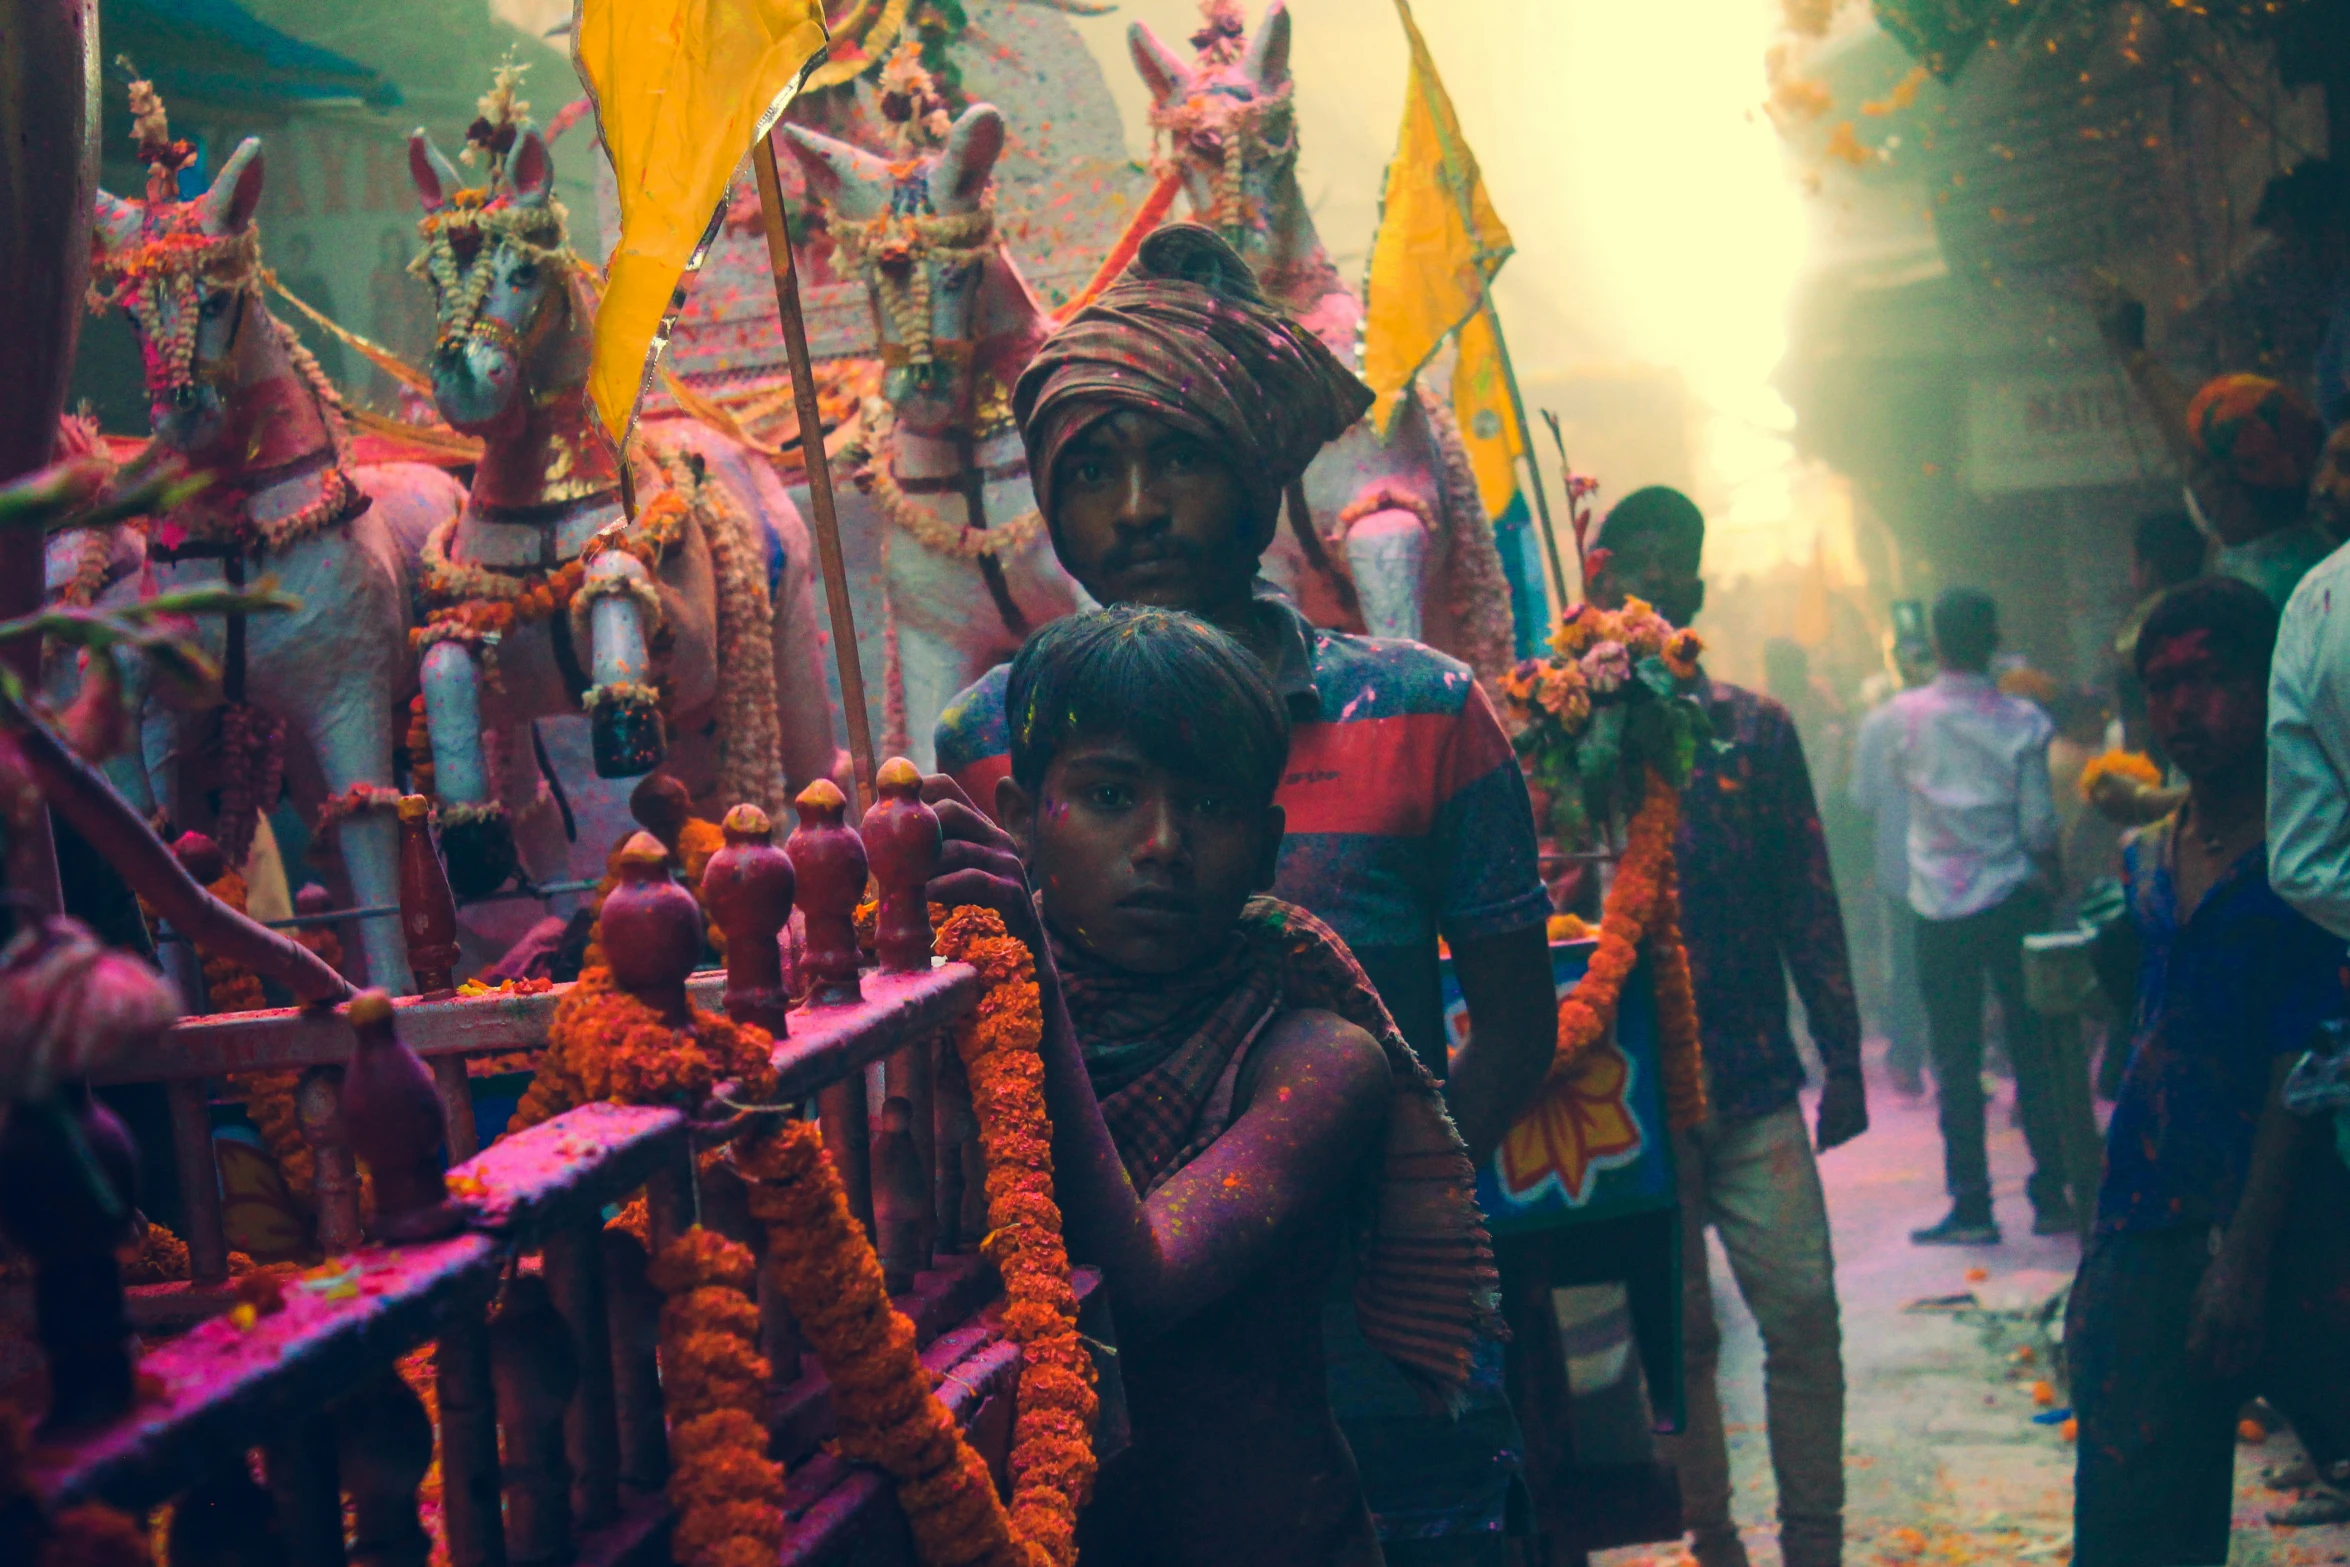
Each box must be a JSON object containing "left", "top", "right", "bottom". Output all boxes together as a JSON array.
[
  {"left": 935, "top": 223, "right": 1560, "bottom": 1556},
  {"left": 2099, "top": 296, "right": 2334, "bottom": 610}
]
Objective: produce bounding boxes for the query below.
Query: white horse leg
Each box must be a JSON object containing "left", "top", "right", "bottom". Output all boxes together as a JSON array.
[
  {"left": 1343, "top": 504, "right": 1432, "bottom": 644},
  {"left": 421, "top": 641, "right": 493, "bottom": 806},
  {"left": 894, "top": 622, "right": 978, "bottom": 774},
  {"left": 583, "top": 550, "right": 665, "bottom": 779},
  {"left": 295, "top": 689, "right": 416, "bottom": 995},
  {"left": 100, "top": 648, "right": 161, "bottom": 816}
]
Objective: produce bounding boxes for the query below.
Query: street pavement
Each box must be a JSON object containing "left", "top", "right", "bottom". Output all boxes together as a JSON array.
[{"left": 1595, "top": 1048, "right": 2350, "bottom": 1567}]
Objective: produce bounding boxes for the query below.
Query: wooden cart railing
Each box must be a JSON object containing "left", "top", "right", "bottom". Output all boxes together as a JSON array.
[{"left": 18, "top": 783, "right": 1121, "bottom": 1567}]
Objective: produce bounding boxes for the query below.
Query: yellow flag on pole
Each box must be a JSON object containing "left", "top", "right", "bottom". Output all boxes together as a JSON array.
[
  {"left": 1452, "top": 305, "right": 1527, "bottom": 519},
  {"left": 572, "top": 0, "right": 830, "bottom": 447},
  {"left": 1361, "top": 0, "right": 1513, "bottom": 437}
]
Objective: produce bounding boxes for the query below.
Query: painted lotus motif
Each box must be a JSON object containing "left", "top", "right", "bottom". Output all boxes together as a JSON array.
[{"left": 1497, "top": 1034, "right": 1646, "bottom": 1206}]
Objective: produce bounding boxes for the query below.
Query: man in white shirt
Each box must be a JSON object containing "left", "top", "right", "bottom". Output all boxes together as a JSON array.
[
  {"left": 1888, "top": 588, "right": 2072, "bottom": 1244},
  {"left": 2270, "top": 541, "right": 2350, "bottom": 939}
]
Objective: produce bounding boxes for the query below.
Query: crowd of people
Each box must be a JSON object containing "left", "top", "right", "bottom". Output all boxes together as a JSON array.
[{"left": 880, "top": 159, "right": 2350, "bottom": 1567}]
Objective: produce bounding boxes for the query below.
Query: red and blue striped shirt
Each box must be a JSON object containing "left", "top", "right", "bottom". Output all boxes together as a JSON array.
[{"left": 935, "top": 590, "right": 1549, "bottom": 1070}]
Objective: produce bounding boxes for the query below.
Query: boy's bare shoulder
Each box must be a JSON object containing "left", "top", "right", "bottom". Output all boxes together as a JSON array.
[{"left": 1245, "top": 1008, "right": 1392, "bottom": 1112}]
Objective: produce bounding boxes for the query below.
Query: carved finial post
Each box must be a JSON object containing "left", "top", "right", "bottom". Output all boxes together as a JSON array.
[
  {"left": 396, "top": 795, "right": 460, "bottom": 998},
  {"left": 335, "top": 1369, "right": 436, "bottom": 1567},
  {"left": 296, "top": 1064, "right": 364, "bottom": 1255},
  {"left": 861, "top": 758, "right": 939, "bottom": 974},
  {"left": 341, "top": 990, "right": 466, "bottom": 1243},
  {"left": 599, "top": 831, "right": 702, "bottom": 1025},
  {"left": 0, "top": 1082, "right": 138, "bottom": 1432},
  {"left": 786, "top": 780, "right": 872, "bottom": 1231},
  {"left": 786, "top": 779, "right": 864, "bottom": 1006},
  {"left": 872, "top": 1095, "right": 930, "bottom": 1292},
  {"left": 491, "top": 1273, "right": 579, "bottom": 1566},
  {"left": 700, "top": 803, "right": 792, "bottom": 1036}
]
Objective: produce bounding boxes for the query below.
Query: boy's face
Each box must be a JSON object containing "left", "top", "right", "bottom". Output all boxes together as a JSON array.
[
  {"left": 1001, "top": 734, "right": 1283, "bottom": 974},
  {"left": 1050, "top": 409, "right": 1261, "bottom": 614},
  {"left": 2142, "top": 628, "right": 2264, "bottom": 783}
]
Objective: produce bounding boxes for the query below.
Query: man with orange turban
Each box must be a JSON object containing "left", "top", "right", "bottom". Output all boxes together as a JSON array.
[{"left": 2099, "top": 301, "right": 2333, "bottom": 609}]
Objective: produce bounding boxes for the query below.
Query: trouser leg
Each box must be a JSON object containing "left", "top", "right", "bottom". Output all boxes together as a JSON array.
[
  {"left": 1916, "top": 911, "right": 1992, "bottom": 1217},
  {"left": 1706, "top": 1107, "right": 1846, "bottom": 1567},
  {"left": 1883, "top": 898, "right": 1928, "bottom": 1081},
  {"left": 1656, "top": 1127, "right": 1742, "bottom": 1564},
  {"left": 2069, "top": 1230, "right": 2244, "bottom": 1567},
  {"left": 1983, "top": 892, "right": 2069, "bottom": 1214}
]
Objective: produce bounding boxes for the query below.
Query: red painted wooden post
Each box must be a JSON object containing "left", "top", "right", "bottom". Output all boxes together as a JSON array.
[
  {"left": 789, "top": 779, "right": 872, "bottom": 1231},
  {"left": 599, "top": 832, "right": 702, "bottom": 1027},
  {"left": 862, "top": 758, "right": 940, "bottom": 975},
  {"left": 541, "top": 1225, "right": 620, "bottom": 1530},
  {"left": 787, "top": 780, "right": 865, "bottom": 1006},
  {"left": 341, "top": 990, "right": 465, "bottom": 1244},
  {"left": 863, "top": 758, "right": 940, "bottom": 1266},
  {"left": 701, "top": 803, "right": 793, "bottom": 1037},
  {"left": 397, "top": 796, "right": 460, "bottom": 998},
  {"left": 491, "top": 1273, "right": 578, "bottom": 1566}
]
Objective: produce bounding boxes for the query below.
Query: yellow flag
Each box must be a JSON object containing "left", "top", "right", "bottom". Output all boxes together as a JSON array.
[
  {"left": 573, "top": 0, "right": 830, "bottom": 446},
  {"left": 1452, "top": 305, "right": 1525, "bottom": 518},
  {"left": 1361, "top": 0, "right": 1513, "bottom": 437}
]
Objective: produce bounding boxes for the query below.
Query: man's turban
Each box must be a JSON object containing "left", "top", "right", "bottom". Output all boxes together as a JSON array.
[
  {"left": 1014, "top": 224, "right": 1374, "bottom": 537},
  {"left": 2187, "top": 373, "right": 2324, "bottom": 497}
]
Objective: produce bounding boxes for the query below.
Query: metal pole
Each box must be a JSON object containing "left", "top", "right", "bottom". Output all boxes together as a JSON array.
[
  {"left": 1483, "top": 295, "right": 1572, "bottom": 615},
  {"left": 751, "top": 134, "right": 878, "bottom": 809}
]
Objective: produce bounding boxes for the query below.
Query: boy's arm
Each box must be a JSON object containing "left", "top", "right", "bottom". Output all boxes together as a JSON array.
[
  {"left": 923, "top": 778, "right": 1394, "bottom": 1343},
  {"left": 2187, "top": 1055, "right": 2307, "bottom": 1378},
  {"left": 1445, "top": 925, "right": 1557, "bottom": 1165}
]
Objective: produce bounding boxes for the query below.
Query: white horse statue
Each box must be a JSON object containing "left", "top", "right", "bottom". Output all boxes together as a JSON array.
[
  {"left": 779, "top": 100, "right": 1085, "bottom": 769},
  {"left": 1131, "top": 0, "right": 1517, "bottom": 682},
  {"left": 405, "top": 120, "right": 846, "bottom": 895},
  {"left": 68, "top": 135, "right": 467, "bottom": 992}
]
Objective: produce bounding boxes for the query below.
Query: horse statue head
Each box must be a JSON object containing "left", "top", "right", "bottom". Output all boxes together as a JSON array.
[
  {"left": 780, "top": 97, "right": 1048, "bottom": 442},
  {"left": 407, "top": 124, "right": 587, "bottom": 437},
  {"left": 89, "top": 137, "right": 273, "bottom": 459},
  {"left": 1130, "top": 0, "right": 1300, "bottom": 279}
]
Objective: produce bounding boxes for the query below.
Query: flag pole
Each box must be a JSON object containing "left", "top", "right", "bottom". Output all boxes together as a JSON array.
[
  {"left": 1481, "top": 291, "right": 1572, "bottom": 613},
  {"left": 751, "top": 131, "right": 878, "bottom": 809}
]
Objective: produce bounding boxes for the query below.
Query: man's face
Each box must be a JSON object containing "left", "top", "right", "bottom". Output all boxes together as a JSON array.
[
  {"left": 1050, "top": 408, "right": 1260, "bottom": 613},
  {"left": 1002, "top": 734, "right": 1282, "bottom": 974},
  {"left": 2142, "top": 628, "right": 2264, "bottom": 782},
  {"left": 1588, "top": 529, "right": 1705, "bottom": 628}
]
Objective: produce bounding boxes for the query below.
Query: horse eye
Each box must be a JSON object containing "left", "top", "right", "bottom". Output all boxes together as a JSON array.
[
  {"left": 509, "top": 263, "right": 539, "bottom": 287},
  {"left": 199, "top": 292, "right": 232, "bottom": 318}
]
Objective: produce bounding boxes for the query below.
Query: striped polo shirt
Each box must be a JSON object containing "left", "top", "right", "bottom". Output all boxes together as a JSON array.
[{"left": 934, "top": 588, "right": 1549, "bottom": 1071}]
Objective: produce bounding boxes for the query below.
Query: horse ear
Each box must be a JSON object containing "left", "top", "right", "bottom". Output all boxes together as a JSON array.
[
  {"left": 91, "top": 188, "right": 143, "bottom": 253},
  {"left": 202, "top": 138, "right": 266, "bottom": 236},
  {"left": 935, "top": 105, "right": 1004, "bottom": 205},
  {"left": 409, "top": 130, "right": 462, "bottom": 212},
  {"left": 1128, "top": 20, "right": 1190, "bottom": 105},
  {"left": 775, "top": 123, "right": 888, "bottom": 217},
  {"left": 1245, "top": 3, "right": 1291, "bottom": 91},
  {"left": 509, "top": 127, "right": 554, "bottom": 208}
]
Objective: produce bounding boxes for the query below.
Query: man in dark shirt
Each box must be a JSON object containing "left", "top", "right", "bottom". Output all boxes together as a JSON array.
[
  {"left": 2070, "top": 577, "right": 2350, "bottom": 1567},
  {"left": 1587, "top": 488, "right": 1868, "bottom": 1567}
]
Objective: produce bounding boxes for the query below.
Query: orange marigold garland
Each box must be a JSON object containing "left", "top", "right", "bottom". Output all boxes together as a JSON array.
[
  {"left": 740, "top": 902, "right": 1095, "bottom": 1567},
  {"left": 509, "top": 965, "right": 776, "bottom": 1131},
  {"left": 742, "top": 1120, "right": 1025, "bottom": 1567},
  {"left": 935, "top": 905, "right": 1096, "bottom": 1564},
  {"left": 649, "top": 1229, "right": 784, "bottom": 1567},
  {"left": 1548, "top": 770, "right": 1707, "bottom": 1133}
]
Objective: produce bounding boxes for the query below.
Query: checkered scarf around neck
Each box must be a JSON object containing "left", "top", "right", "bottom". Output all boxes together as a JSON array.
[
  {"left": 1048, "top": 893, "right": 1499, "bottom": 1408},
  {"left": 1014, "top": 223, "right": 1373, "bottom": 541}
]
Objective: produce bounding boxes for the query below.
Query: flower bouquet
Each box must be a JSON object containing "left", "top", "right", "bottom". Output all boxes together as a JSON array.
[{"left": 1496, "top": 596, "right": 1711, "bottom": 852}]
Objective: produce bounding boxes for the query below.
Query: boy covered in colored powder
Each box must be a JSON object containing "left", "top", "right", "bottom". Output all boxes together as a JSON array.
[
  {"left": 2070, "top": 576, "right": 2350, "bottom": 1565},
  {"left": 923, "top": 605, "right": 1497, "bottom": 1567}
]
